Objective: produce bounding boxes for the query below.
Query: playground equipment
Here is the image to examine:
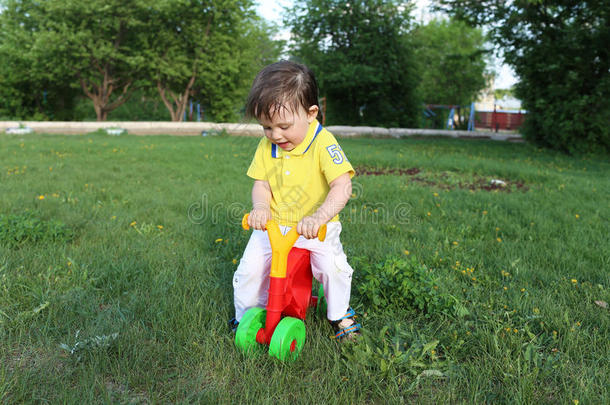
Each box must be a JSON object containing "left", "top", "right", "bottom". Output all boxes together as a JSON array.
[{"left": 235, "top": 214, "right": 327, "bottom": 361}]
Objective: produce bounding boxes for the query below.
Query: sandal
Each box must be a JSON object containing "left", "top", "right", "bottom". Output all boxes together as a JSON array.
[
  {"left": 330, "top": 308, "right": 361, "bottom": 340},
  {"left": 229, "top": 317, "right": 239, "bottom": 333}
]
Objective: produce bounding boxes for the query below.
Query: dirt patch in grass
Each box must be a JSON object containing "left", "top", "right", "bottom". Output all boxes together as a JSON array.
[{"left": 355, "top": 166, "right": 529, "bottom": 192}]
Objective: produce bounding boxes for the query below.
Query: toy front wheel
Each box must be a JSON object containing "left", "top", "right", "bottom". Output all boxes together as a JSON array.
[
  {"left": 269, "top": 317, "right": 306, "bottom": 361},
  {"left": 235, "top": 307, "right": 266, "bottom": 355}
]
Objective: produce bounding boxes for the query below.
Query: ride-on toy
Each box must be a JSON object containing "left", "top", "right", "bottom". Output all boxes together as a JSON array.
[{"left": 235, "top": 214, "right": 328, "bottom": 361}]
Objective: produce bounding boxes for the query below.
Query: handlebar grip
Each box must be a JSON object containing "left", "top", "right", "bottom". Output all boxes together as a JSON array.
[
  {"left": 317, "top": 224, "right": 327, "bottom": 242},
  {"left": 242, "top": 213, "right": 250, "bottom": 230}
]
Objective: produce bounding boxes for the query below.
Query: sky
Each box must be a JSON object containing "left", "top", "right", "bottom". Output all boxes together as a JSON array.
[{"left": 255, "top": 0, "right": 518, "bottom": 90}]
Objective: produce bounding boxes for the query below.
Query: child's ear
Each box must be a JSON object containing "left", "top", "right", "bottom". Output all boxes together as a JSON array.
[{"left": 307, "top": 105, "right": 319, "bottom": 123}]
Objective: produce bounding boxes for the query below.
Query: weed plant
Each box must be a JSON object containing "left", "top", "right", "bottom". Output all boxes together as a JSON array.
[{"left": 0, "top": 133, "right": 608, "bottom": 403}]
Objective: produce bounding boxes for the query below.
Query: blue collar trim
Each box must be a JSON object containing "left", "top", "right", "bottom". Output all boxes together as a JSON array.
[{"left": 303, "top": 123, "right": 322, "bottom": 154}]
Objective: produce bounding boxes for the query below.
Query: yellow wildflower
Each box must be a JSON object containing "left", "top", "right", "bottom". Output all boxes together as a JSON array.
[
  {"left": 427, "top": 212, "right": 431, "bottom": 216},
  {"left": 157, "top": 225, "right": 164, "bottom": 230},
  {"left": 575, "top": 214, "right": 579, "bottom": 219},
  {"left": 38, "top": 195, "right": 45, "bottom": 200},
  {"left": 433, "top": 192, "right": 439, "bottom": 197},
  {"left": 513, "top": 329, "right": 518, "bottom": 333},
  {"left": 571, "top": 279, "right": 578, "bottom": 284},
  {"left": 452, "top": 241, "right": 458, "bottom": 246},
  {"left": 403, "top": 250, "right": 410, "bottom": 255},
  {"left": 521, "top": 288, "right": 525, "bottom": 292},
  {"left": 130, "top": 221, "right": 137, "bottom": 227},
  {"left": 497, "top": 237, "right": 502, "bottom": 243},
  {"left": 232, "top": 259, "right": 238, "bottom": 265},
  {"left": 215, "top": 238, "right": 223, "bottom": 243},
  {"left": 482, "top": 210, "right": 488, "bottom": 215},
  {"left": 503, "top": 286, "right": 508, "bottom": 291}
]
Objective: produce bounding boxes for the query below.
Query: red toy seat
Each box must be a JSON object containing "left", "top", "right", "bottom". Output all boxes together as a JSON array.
[{"left": 282, "top": 247, "right": 313, "bottom": 320}]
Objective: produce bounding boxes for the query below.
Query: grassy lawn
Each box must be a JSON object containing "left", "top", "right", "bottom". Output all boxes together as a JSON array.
[{"left": 1, "top": 132, "right": 608, "bottom": 403}]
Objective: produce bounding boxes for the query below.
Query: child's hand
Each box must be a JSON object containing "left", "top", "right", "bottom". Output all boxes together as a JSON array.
[
  {"left": 248, "top": 208, "right": 272, "bottom": 231},
  {"left": 297, "top": 215, "right": 326, "bottom": 240}
]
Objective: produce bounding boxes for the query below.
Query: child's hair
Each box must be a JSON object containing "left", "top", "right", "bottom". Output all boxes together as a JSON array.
[{"left": 245, "top": 60, "right": 321, "bottom": 122}]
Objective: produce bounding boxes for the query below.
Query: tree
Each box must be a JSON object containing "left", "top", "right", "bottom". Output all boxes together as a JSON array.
[
  {"left": 31, "top": 0, "right": 150, "bottom": 121},
  {"left": 413, "top": 18, "right": 489, "bottom": 106},
  {"left": 286, "top": 0, "right": 420, "bottom": 127},
  {"left": 0, "top": 0, "right": 77, "bottom": 120},
  {"left": 436, "top": 0, "right": 610, "bottom": 154},
  {"left": 147, "top": 0, "right": 281, "bottom": 122}
]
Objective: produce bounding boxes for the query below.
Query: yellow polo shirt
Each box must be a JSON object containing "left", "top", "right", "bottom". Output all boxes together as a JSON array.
[{"left": 247, "top": 120, "right": 354, "bottom": 227}]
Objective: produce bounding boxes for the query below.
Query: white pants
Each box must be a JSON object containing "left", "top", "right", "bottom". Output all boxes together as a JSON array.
[{"left": 233, "top": 222, "right": 353, "bottom": 322}]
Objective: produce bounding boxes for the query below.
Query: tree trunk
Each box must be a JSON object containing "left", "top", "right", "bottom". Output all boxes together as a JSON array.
[
  {"left": 80, "top": 74, "right": 132, "bottom": 121},
  {"left": 157, "top": 74, "right": 197, "bottom": 122}
]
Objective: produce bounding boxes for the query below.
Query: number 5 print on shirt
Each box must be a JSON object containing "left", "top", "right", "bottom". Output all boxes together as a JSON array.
[{"left": 326, "top": 144, "right": 345, "bottom": 164}]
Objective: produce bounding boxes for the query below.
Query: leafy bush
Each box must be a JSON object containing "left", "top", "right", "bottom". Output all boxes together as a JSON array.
[
  {"left": 0, "top": 212, "right": 73, "bottom": 247},
  {"left": 342, "top": 323, "right": 450, "bottom": 385},
  {"left": 353, "top": 256, "right": 454, "bottom": 316}
]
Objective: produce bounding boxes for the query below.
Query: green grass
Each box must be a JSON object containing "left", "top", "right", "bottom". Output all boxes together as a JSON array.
[{"left": 1, "top": 132, "right": 608, "bottom": 403}]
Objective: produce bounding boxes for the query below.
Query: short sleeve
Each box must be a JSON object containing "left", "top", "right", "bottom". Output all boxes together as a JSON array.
[
  {"left": 246, "top": 138, "right": 268, "bottom": 180},
  {"left": 318, "top": 132, "right": 355, "bottom": 184}
]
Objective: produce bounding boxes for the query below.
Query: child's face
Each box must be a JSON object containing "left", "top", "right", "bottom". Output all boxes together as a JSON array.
[{"left": 259, "top": 105, "right": 319, "bottom": 151}]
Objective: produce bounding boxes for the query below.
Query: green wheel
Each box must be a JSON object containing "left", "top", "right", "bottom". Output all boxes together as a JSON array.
[
  {"left": 316, "top": 283, "right": 327, "bottom": 318},
  {"left": 269, "top": 317, "right": 306, "bottom": 361},
  {"left": 235, "top": 307, "right": 266, "bottom": 355}
]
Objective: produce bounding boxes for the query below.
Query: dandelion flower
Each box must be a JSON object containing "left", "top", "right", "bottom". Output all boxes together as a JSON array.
[
  {"left": 427, "top": 212, "right": 431, "bottom": 216},
  {"left": 575, "top": 214, "right": 579, "bottom": 219},
  {"left": 157, "top": 225, "right": 164, "bottom": 230},
  {"left": 482, "top": 210, "right": 488, "bottom": 215},
  {"left": 232, "top": 259, "right": 238, "bottom": 265},
  {"left": 495, "top": 227, "right": 500, "bottom": 231},
  {"left": 513, "top": 329, "right": 518, "bottom": 333},
  {"left": 497, "top": 237, "right": 502, "bottom": 243},
  {"left": 452, "top": 241, "right": 458, "bottom": 246},
  {"left": 571, "top": 279, "right": 578, "bottom": 284},
  {"left": 433, "top": 192, "right": 439, "bottom": 197},
  {"left": 215, "top": 238, "right": 223, "bottom": 243},
  {"left": 130, "top": 221, "right": 137, "bottom": 227},
  {"left": 503, "top": 286, "right": 508, "bottom": 291},
  {"left": 38, "top": 195, "right": 45, "bottom": 200},
  {"left": 403, "top": 250, "right": 410, "bottom": 255},
  {"left": 521, "top": 288, "right": 525, "bottom": 292}
]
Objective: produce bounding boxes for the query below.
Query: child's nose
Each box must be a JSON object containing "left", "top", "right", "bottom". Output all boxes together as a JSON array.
[{"left": 270, "top": 129, "right": 283, "bottom": 141}]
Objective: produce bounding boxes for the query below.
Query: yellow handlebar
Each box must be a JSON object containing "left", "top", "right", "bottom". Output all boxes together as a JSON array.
[
  {"left": 241, "top": 213, "right": 327, "bottom": 278},
  {"left": 241, "top": 213, "right": 326, "bottom": 241}
]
